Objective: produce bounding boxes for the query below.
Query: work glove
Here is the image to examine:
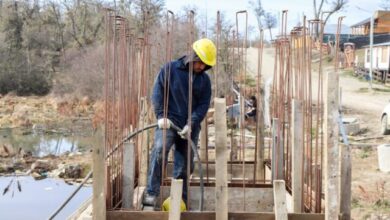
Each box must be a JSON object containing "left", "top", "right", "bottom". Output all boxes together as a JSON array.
[
  {"left": 157, "top": 118, "right": 172, "bottom": 129},
  {"left": 178, "top": 125, "right": 190, "bottom": 139}
]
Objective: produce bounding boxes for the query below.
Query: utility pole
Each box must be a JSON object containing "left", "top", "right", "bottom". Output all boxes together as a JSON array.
[{"left": 369, "top": 13, "right": 374, "bottom": 89}]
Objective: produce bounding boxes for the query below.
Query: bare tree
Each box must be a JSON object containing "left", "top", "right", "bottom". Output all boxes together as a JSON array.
[
  {"left": 313, "top": 0, "right": 348, "bottom": 37},
  {"left": 250, "top": 0, "right": 265, "bottom": 31},
  {"left": 380, "top": 0, "right": 390, "bottom": 10},
  {"left": 263, "top": 12, "right": 277, "bottom": 40},
  {"left": 60, "top": 0, "right": 105, "bottom": 49},
  {"left": 133, "top": 0, "right": 165, "bottom": 35}
]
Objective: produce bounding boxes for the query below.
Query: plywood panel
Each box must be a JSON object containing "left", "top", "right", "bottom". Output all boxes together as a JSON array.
[
  {"left": 160, "top": 186, "right": 273, "bottom": 212},
  {"left": 107, "top": 211, "right": 325, "bottom": 220}
]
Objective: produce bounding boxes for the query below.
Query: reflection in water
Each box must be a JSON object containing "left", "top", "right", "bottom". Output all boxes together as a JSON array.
[
  {"left": 0, "top": 128, "right": 99, "bottom": 157},
  {"left": 0, "top": 176, "right": 91, "bottom": 220}
]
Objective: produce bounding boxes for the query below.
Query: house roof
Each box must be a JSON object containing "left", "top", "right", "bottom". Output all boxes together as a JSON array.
[
  {"left": 350, "top": 10, "right": 390, "bottom": 28},
  {"left": 351, "top": 18, "right": 371, "bottom": 28}
]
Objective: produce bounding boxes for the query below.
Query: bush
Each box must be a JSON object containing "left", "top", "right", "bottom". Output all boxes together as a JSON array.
[
  {"left": 16, "top": 70, "right": 52, "bottom": 96},
  {"left": 0, "top": 72, "right": 17, "bottom": 95},
  {"left": 0, "top": 56, "right": 52, "bottom": 96},
  {"left": 52, "top": 45, "right": 105, "bottom": 100}
]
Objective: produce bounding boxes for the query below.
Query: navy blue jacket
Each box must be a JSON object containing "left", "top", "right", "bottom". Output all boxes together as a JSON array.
[{"left": 151, "top": 56, "right": 212, "bottom": 129}]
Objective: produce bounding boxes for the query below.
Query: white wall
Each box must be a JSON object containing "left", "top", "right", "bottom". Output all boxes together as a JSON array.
[{"left": 365, "top": 46, "right": 390, "bottom": 71}]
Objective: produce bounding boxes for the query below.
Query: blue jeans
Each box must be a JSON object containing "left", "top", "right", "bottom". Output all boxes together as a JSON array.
[{"left": 146, "top": 125, "right": 200, "bottom": 202}]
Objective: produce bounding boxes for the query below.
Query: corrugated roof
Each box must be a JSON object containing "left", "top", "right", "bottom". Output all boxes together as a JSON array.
[{"left": 362, "top": 41, "right": 390, "bottom": 47}]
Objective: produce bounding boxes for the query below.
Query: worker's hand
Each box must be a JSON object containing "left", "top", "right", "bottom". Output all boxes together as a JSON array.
[
  {"left": 178, "top": 125, "right": 190, "bottom": 139},
  {"left": 158, "top": 118, "right": 172, "bottom": 129}
]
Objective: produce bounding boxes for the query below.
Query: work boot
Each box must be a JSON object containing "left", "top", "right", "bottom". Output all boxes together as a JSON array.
[{"left": 143, "top": 192, "right": 157, "bottom": 206}]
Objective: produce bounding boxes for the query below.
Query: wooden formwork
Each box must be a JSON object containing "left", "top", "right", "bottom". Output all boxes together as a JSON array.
[
  {"left": 107, "top": 211, "right": 325, "bottom": 220},
  {"left": 93, "top": 93, "right": 351, "bottom": 219},
  {"left": 97, "top": 10, "right": 351, "bottom": 220}
]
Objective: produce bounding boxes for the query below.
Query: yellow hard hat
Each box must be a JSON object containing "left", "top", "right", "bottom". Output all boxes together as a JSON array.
[
  {"left": 162, "top": 197, "right": 187, "bottom": 212},
  {"left": 192, "top": 38, "right": 217, "bottom": 66}
]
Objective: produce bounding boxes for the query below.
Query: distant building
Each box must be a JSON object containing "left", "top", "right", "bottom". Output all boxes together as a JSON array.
[
  {"left": 363, "top": 42, "right": 390, "bottom": 72},
  {"left": 351, "top": 11, "right": 390, "bottom": 35},
  {"left": 323, "top": 24, "right": 351, "bottom": 45}
]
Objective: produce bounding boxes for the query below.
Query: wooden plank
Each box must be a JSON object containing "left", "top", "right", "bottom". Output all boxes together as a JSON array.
[
  {"left": 92, "top": 140, "right": 106, "bottom": 220},
  {"left": 339, "top": 144, "right": 351, "bottom": 220},
  {"left": 169, "top": 179, "right": 183, "bottom": 220},
  {"left": 107, "top": 211, "right": 325, "bottom": 220},
  {"left": 139, "top": 97, "right": 149, "bottom": 186},
  {"left": 161, "top": 186, "right": 273, "bottom": 212},
  {"left": 273, "top": 180, "right": 288, "bottom": 220},
  {"left": 133, "top": 186, "right": 146, "bottom": 210},
  {"left": 324, "top": 71, "right": 340, "bottom": 220},
  {"left": 189, "top": 162, "right": 258, "bottom": 179},
  {"left": 255, "top": 88, "right": 265, "bottom": 181},
  {"left": 271, "top": 118, "right": 283, "bottom": 180},
  {"left": 123, "top": 141, "right": 135, "bottom": 208},
  {"left": 200, "top": 119, "right": 207, "bottom": 162},
  {"left": 214, "top": 98, "right": 228, "bottom": 220},
  {"left": 291, "top": 99, "right": 303, "bottom": 213}
]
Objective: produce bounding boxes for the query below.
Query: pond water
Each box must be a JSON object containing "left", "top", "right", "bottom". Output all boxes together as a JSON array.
[
  {"left": 0, "top": 127, "right": 101, "bottom": 219},
  {"left": 0, "top": 127, "right": 101, "bottom": 157},
  {"left": 0, "top": 176, "right": 92, "bottom": 220}
]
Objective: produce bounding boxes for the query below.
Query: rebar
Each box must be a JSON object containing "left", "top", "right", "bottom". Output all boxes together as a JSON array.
[
  {"left": 269, "top": 10, "right": 327, "bottom": 213},
  {"left": 161, "top": 10, "right": 175, "bottom": 207},
  {"left": 236, "top": 10, "right": 248, "bottom": 211},
  {"left": 186, "top": 9, "right": 195, "bottom": 208},
  {"left": 101, "top": 7, "right": 330, "bottom": 214}
]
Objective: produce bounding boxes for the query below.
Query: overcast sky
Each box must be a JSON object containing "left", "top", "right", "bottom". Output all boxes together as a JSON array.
[{"left": 164, "top": 0, "right": 384, "bottom": 39}]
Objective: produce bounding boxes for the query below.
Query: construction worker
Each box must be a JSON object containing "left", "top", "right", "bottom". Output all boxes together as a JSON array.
[
  {"left": 245, "top": 96, "right": 257, "bottom": 121},
  {"left": 143, "top": 38, "right": 216, "bottom": 209}
]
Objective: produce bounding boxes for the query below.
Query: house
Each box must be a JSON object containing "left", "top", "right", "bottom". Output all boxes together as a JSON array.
[
  {"left": 351, "top": 11, "right": 390, "bottom": 35},
  {"left": 364, "top": 42, "right": 390, "bottom": 71}
]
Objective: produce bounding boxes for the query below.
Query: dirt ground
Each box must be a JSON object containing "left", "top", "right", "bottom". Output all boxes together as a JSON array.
[{"left": 338, "top": 77, "right": 390, "bottom": 219}]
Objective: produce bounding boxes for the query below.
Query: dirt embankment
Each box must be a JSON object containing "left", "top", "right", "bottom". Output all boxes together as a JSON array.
[
  {"left": 0, "top": 94, "right": 104, "bottom": 182},
  {"left": 0, "top": 94, "right": 105, "bottom": 130}
]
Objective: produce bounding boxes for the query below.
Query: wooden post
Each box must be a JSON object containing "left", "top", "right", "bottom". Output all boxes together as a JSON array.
[
  {"left": 291, "top": 99, "right": 303, "bottom": 212},
  {"left": 273, "top": 180, "right": 288, "bottom": 220},
  {"left": 339, "top": 87, "right": 351, "bottom": 220},
  {"left": 324, "top": 71, "right": 340, "bottom": 220},
  {"left": 169, "top": 179, "right": 183, "bottom": 220},
  {"left": 93, "top": 140, "right": 106, "bottom": 219},
  {"left": 255, "top": 89, "right": 265, "bottom": 181},
  {"left": 271, "top": 118, "right": 283, "bottom": 181},
  {"left": 123, "top": 141, "right": 135, "bottom": 208},
  {"left": 139, "top": 98, "right": 149, "bottom": 186},
  {"left": 200, "top": 119, "right": 208, "bottom": 162},
  {"left": 214, "top": 98, "right": 228, "bottom": 220},
  {"left": 340, "top": 144, "right": 351, "bottom": 220}
]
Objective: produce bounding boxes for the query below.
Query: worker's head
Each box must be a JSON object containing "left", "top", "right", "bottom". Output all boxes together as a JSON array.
[
  {"left": 191, "top": 38, "right": 217, "bottom": 73},
  {"left": 186, "top": 52, "right": 209, "bottom": 74},
  {"left": 193, "top": 60, "right": 207, "bottom": 73}
]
